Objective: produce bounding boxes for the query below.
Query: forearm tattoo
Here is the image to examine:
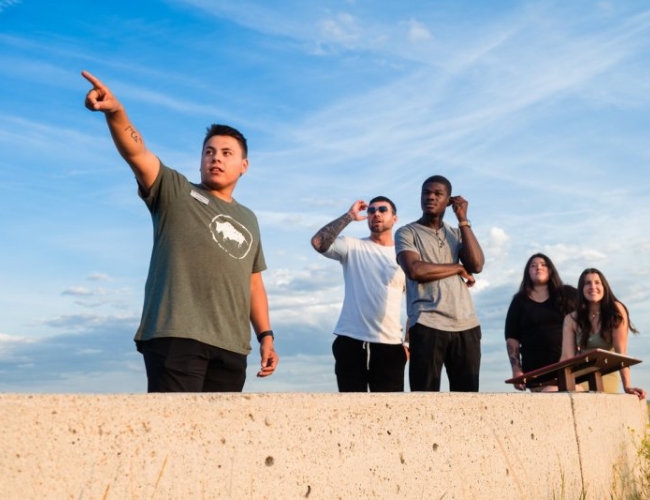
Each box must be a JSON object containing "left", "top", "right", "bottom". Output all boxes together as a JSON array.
[
  {"left": 312, "top": 213, "right": 352, "bottom": 253},
  {"left": 507, "top": 343, "right": 522, "bottom": 371},
  {"left": 125, "top": 125, "right": 142, "bottom": 145}
]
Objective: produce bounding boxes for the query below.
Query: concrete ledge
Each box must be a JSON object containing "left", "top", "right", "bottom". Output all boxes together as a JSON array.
[{"left": 0, "top": 393, "right": 647, "bottom": 499}]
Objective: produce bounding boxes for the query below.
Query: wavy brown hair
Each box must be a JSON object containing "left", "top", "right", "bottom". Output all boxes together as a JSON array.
[{"left": 575, "top": 268, "right": 638, "bottom": 350}]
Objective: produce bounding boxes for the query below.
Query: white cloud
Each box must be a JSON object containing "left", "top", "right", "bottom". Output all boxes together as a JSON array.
[{"left": 405, "top": 19, "right": 432, "bottom": 42}]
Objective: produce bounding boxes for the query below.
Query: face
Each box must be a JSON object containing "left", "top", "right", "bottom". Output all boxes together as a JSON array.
[
  {"left": 528, "top": 257, "right": 549, "bottom": 286},
  {"left": 420, "top": 182, "right": 450, "bottom": 216},
  {"left": 582, "top": 273, "right": 604, "bottom": 303},
  {"left": 366, "top": 202, "right": 397, "bottom": 234},
  {"left": 200, "top": 135, "right": 248, "bottom": 193}
]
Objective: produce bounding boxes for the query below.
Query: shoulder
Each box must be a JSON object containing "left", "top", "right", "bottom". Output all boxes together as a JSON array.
[
  {"left": 230, "top": 199, "right": 257, "bottom": 218},
  {"left": 614, "top": 301, "right": 627, "bottom": 316},
  {"left": 564, "top": 311, "right": 577, "bottom": 326},
  {"left": 510, "top": 292, "right": 527, "bottom": 305},
  {"left": 395, "top": 222, "right": 421, "bottom": 237},
  {"left": 560, "top": 284, "right": 578, "bottom": 297}
]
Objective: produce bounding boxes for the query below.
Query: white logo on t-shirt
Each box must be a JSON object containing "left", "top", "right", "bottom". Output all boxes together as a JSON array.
[{"left": 209, "top": 215, "right": 253, "bottom": 259}]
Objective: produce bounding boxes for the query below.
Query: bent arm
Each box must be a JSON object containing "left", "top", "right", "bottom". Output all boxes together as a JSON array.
[
  {"left": 397, "top": 250, "right": 474, "bottom": 285},
  {"left": 311, "top": 212, "right": 353, "bottom": 253},
  {"left": 311, "top": 200, "right": 366, "bottom": 253},
  {"left": 250, "top": 272, "right": 278, "bottom": 377},
  {"left": 82, "top": 71, "right": 159, "bottom": 193},
  {"left": 458, "top": 225, "right": 485, "bottom": 274}
]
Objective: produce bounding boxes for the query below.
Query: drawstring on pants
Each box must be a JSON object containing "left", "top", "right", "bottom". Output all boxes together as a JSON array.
[{"left": 363, "top": 341, "right": 371, "bottom": 370}]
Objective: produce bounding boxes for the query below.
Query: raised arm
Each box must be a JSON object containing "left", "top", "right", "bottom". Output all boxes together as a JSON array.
[
  {"left": 612, "top": 302, "right": 646, "bottom": 399},
  {"left": 81, "top": 71, "right": 159, "bottom": 194},
  {"left": 451, "top": 196, "right": 484, "bottom": 274},
  {"left": 310, "top": 200, "right": 367, "bottom": 253}
]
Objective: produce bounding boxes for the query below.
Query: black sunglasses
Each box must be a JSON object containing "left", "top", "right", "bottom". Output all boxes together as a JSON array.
[{"left": 367, "top": 206, "right": 390, "bottom": 214}]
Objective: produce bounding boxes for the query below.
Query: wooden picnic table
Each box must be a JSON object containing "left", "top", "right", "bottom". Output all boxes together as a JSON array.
[{"left": 505, "top": 348, "right": 641, "bottom": 391}]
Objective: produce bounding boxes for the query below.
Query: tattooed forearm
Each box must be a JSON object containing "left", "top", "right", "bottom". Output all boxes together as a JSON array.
[
  {"left": 125, "top": 125, "right": 142, "bottom": 144},
  {"left": 311, "top": 213, "right": 353, "bottom": 253},
  {"left": 507, "top": 343, "right": 522, "bottom": 371}
]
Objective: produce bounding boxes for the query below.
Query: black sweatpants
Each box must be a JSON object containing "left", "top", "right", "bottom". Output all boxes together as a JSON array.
[
  {"left": 332, "top": 334, "right": 407, "bottom": 392},
  {"left": 408, "top": 323, "right": 481, "bottom": 392}
]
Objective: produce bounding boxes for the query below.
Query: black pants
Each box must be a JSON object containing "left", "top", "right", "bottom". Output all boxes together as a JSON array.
[
  {"left": 137, "top": 337, "right": 247, "bottom": 393},
  {"left": 408, "top": 324, "right": 481, "bottom": 392},
  {"left": 332, "top": 334, "right": 407, "bottom": 392}
]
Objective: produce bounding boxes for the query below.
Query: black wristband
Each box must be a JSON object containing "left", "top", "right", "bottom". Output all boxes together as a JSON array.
[{"left": 256, "top": 330, "right": 274, "bottom": 343}]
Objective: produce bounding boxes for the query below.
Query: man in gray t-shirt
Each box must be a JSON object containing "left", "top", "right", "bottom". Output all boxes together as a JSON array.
[
  {"left": 82, "top": 71, "right": 278, "bottom": 392},
  {"left": 395, "top": 175, "right": 484, "bottom": 392}
]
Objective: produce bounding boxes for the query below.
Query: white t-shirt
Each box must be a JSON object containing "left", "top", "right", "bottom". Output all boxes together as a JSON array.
[{"left": 323, "top": 236, "right": 405, "bottom": 344}]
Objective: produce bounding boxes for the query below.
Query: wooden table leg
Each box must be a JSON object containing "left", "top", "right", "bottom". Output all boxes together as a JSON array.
[
  {"left": 585, "top": 372, "right": 604, "bottom": 392},
  {"left": 558, "top": 367, "right": 576, "bottom": 391}
]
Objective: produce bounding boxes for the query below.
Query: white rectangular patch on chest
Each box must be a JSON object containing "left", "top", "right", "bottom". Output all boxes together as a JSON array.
[{"left": 190, "top": 190, "right": 210, "bottom": 205}]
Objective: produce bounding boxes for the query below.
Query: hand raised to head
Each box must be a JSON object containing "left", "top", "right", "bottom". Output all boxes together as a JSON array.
[
  {"left": 81, "top": 71, "right": 122, "bottom": 114},
  {"left": 449, "top": 195, "right": 469, "bottom": 222},
  {"left": 347, "top": 199, "right": 369, "bottom": 222}
]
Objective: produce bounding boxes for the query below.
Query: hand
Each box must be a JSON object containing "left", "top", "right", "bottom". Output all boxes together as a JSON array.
[
  {"left": 257, "top": 337, "right": 278, "bottom": 377},
  {"left": 403, "top": 344, "right": 410, "bottom": 362},
  {"left": 448, "top": 195, "right": 469, "bottom": 222},
  {"left": 347, "top": 200, "right": 368, "bottom": 222},
  {"left": 624, "top": 386, "right": 647, "bottom": 400},
  {"left": 81, "top": 71, "right": 122, "bottom": 114},
  {"left": 458, "top": 265, "right": 475, "bottom": 287},
  {"left": 511, "top": 369, "right": 525, "bottom": 391}
]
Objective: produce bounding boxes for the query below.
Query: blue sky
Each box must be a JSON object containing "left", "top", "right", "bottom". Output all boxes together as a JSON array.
[{"left": 1, "top": 0, "right": 649, "bottom": 394}]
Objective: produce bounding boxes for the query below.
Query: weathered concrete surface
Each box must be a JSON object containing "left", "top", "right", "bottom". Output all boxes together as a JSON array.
[{"left": 0, "top": 393, "right": 646, "bottom": 499}]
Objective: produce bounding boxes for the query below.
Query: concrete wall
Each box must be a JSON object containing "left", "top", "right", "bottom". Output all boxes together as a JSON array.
[{"left": 0, "top": 393, "right": 647, "bottom": 500}]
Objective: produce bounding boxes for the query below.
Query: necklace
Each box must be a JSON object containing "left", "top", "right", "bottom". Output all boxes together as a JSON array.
[
  {"left": 433, "top": 227, "right": 445, "bottom": 249},
  {"left": 590, "top": 312, "right": 600, "bottom": 319}
]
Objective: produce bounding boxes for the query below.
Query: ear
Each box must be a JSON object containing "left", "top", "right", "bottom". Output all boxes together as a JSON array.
[{"left": 240, "top": 158, "right": 249, "bottom": 176}]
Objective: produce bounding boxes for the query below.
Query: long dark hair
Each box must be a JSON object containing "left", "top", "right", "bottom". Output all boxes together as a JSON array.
[
  {"left": 575, "top": 268, "right": 638, "bottom": 350},
  {"left": 517, "top": 253, "right": 575, "bottom": 315}
]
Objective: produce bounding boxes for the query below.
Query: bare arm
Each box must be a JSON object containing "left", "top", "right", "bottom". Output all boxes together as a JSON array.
[
  {"left": 560, "top": 313, "right": 578, "bottom": 361},
  {"left": 82, "top": 71, "right": 159, "bottom": 194},
  {"left": 396, "top": 250, "right": 475, "bottom": 286},
  {"left": 451, "top": 196, "right": 484, "bottom": 273},
  {"left": 612, "top": 302, "right": 646, "bottom": 399},
  {"left": 311, "top": 200, "right": 367, "bottom": 253},
  {"left": 506, "top": 338, "right": 525, "bottom": 390},
  {"left": 250, "top": 272, "right": 278, "bottom": 378}
]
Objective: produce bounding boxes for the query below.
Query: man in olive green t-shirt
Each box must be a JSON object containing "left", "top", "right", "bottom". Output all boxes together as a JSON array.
[{"left": 82, "top": 71, "right": 278, "bottom": 392}]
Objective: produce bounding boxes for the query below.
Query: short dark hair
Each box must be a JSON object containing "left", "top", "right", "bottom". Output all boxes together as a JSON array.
[
  {"left": 422, "top": 175, "right": 452, "bottom": 196},
  {"left": 203, "top": 124, "right": 248, "bottom": 158},
  {"left": 369, "top": 195, "right": 397, "bottom": 214}
]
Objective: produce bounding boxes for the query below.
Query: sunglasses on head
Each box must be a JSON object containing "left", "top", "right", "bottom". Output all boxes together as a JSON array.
[{"left": 367, "top": 206, "right": 390, "bottom": 214}]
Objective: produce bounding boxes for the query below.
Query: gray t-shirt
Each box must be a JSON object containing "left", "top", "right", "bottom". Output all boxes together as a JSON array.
[
  {"left": 395, "top": 221, "right": 479, "bottom": 332},
  {"left": 134, "top": 162, "right": 266, "bottom": 355}
]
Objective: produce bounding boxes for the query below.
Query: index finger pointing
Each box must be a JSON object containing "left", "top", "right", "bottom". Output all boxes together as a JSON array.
[{"left": 81, "top": 70, "right": 106, "bottom": 90}]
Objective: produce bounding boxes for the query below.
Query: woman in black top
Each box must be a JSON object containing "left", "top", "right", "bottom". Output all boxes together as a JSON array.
[{"left": 505, "top": 253, "right": 576, "bottom": 391}]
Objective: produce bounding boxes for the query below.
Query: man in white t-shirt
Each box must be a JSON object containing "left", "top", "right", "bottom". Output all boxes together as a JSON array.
[{"left": 311, "top": 197, "right": 407, "bottom": 392}]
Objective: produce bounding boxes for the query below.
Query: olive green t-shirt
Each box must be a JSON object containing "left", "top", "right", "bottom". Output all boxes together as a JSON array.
[{"left": 134, "top": 162, "right": 266, "bottom": 355}]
